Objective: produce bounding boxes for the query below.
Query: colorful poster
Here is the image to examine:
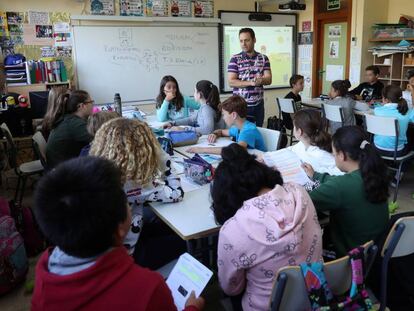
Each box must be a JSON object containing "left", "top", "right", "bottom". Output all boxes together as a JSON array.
[
  {"left": 91, "top": 0, "right": 115, "bottom": 15},
  {"left": 0, "top": 12, "right": 9, "bottom": 37},
  {"left": 171, "top": 0, "right": 191, "bottom": 17},
  {"left": 194, "top": 0, "right": 214, "bottom": 18},
  {"left": 120, "top": 0, "right": 144, "bottom": 16},
  {"left": 7, "top": 12, "right": 25, "bottom": 46},
  {"left": 35, "top": 25, "right": 53, "bottom": 38},
  {"left": 23, "top": 24, "right": 52, "bottom": 45},
  {"left": 53, "top": 22, "right": 72, "bottom": 47},
  {"left": 28, "top": 11, "right": 50, "bottom": 25},
  {"left": 146, "top": 0, "right": 169, "bottom": 17},
  {"left": 302, "top": 20, "right": 311, "bottom": 32}
]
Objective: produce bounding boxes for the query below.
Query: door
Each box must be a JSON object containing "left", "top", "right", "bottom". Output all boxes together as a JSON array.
[{"left": 320, "top": 21, "right": 348, "bottom": 94}]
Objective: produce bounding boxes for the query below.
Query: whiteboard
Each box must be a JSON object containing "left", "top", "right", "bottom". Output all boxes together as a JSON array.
[{"left": 73, "top": 26, "right": 220, "bottom": 104}]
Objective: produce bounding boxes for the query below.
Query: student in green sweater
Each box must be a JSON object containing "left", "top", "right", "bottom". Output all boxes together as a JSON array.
[
  {"left": 302, "top": 126, "right": 389, "bottom": 258},
  {"left": 46, "top": 90, "right": 93, "bottom": 168}
]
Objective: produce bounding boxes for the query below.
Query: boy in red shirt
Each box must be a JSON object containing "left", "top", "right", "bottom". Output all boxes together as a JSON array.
[{"left": 31, "top": 156, "right": 204, "bottom": 311}]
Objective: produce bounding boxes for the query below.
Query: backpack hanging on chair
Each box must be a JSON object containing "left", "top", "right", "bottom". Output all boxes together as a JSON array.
[{"left": 300, "top": 246, "right": 374, "bottom": 311}]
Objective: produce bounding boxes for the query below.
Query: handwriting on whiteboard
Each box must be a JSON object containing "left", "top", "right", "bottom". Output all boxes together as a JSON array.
[{"left": 102, "top": 29, "right": 210, "bottom": 72}]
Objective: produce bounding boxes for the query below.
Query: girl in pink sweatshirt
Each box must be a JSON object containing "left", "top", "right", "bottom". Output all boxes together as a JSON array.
[{"left": 211, "top": 144, "right": 323, "bottom": 311}]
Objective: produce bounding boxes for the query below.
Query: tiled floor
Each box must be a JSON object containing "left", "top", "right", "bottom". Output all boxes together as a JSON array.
[{"left": 0, "top": 169, "right": 413, "bottom": 311}]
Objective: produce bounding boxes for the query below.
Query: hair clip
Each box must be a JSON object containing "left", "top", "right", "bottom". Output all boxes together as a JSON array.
[{"left": 360, "top": 140, "right": 370, "bottom": 150}]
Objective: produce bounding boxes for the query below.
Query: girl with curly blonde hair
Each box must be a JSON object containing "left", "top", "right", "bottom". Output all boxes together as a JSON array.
[{"left": 90, "top": 118, "right": 184, "bottom": 254}]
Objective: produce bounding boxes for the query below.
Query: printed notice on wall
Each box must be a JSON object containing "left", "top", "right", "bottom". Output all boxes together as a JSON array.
[
  {"left": 171, "top": 0, "right": 192, "bottom": 17},
  {"left": 120, "top": 0, "right": 144, "bottom": 16}
]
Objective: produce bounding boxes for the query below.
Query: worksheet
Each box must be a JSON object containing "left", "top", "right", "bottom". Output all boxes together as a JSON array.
[
  {"left": 263, "top": 149, "right": 311, "bottom": 185},
  {"left": 166, "top": 253, "right": 213, "bottom": 310}
]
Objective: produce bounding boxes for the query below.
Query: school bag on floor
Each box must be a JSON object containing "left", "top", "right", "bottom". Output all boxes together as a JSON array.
[
  {"left": 300, "top": 246, "right": 374, "bottom": 311},
  {"left": 0, "top": 197, "right": 28, "bottom": 295},
  {"left": 10, "top": 200, "right": 46, "bottom": 257}
]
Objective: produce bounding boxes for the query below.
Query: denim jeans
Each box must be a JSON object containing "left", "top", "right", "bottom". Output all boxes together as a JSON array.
[{"left": 247, "top": 99, "right": 265, "bottom": 127}]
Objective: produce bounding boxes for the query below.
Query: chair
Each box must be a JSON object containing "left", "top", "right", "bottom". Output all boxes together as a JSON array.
[
  {"left": 32, "top": 131, "right": 47, "bottom": 169},
  {"left": 379, "top": 216, "right": 414, "bottom": 311},
  {"left": 276, "top": 98, "right": 297, "bottom": 146},
  {"left": 321, "top": 103, "right": 344, "bottom": 131},
  {"left": 269, "top": 241, "right": 378, "bottom": 311},
  {"left": 257, "top": 127, "right": 281, "bottom": 152},
  {"left": 364, "top": 114, "right": 414, "bottom": 202},
  {"left": 1, "top": 123, "right": 44, "bottom": 204}
]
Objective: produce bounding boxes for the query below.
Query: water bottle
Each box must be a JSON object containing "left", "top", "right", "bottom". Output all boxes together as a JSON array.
[{"left": 114, "top": 93, "right": 122, "bottom": 116}]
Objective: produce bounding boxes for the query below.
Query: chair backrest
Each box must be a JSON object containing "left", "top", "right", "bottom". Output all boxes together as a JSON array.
[
  {"left": 364, "top": 114, "right": 398, "bottom": 137},
  {"left": 382, "top": 216, "right": 414, "bottom": 258},
  {"left": 270, "top": 241, "right": 376, "bottom": 311},
  {"left": 1, "top": 123, "right": 17, "bottom": 169},
  {"left": 277, "top": 98, "right": 296, "bottom": 114},
  {"left": 257, "top": 127, "right": 281, "bottom": 151},
  {"left": 322, "top": 104, "right": 344, "bottom": 123},
  {"left": 32, "top": 131, "right": 47, "bottom": 167}
]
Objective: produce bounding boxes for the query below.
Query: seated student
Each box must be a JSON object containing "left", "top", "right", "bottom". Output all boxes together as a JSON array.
[
  {"left": 156, "top": 75, "right": 200, "bottom": 122},
  {"left": 349, "top": 65, "right": 384, "bottom": 102},
  {"left": 211, "top": 144, "right": 322, "bottom": 311},
  {"left": 31, "top": 157, "right": 204, "bottom": 311},
  {"left": 282, "top": 74, "right": 304, "bottom": 130},
  {"left": 187, "top": 95, "right": 266, "bottom": 154},
  {"left": 403, "top": 69, "right": 414, "bottom": 109},
  {"left": 326, "top": 79, "right": 365, "bottom": 133},
  {"left": 46, "top": 90, "right": 93, "bottom": 168},
  {"left": 374, "top": 85, "right": 412, "bottom": 157},
  {"left": 41, "top": 86, "right": 68, "bottom": 141},
  {"left": 302, "top": 126, "right": 389, "bottom": 258},
  {"left": 285, "top": 109, "right": 342, "bottom": 175},
  {"left": 90, "top": 118, "right": 184, "bottom": 255},
  {"left": 79, "top": 111, "right": 119, "bottom": 156},
  {"left": 165, "top": 80, "right": 225, "bottom": 135}
]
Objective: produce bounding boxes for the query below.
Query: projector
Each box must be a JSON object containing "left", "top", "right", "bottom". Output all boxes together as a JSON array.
[
  {"left": 279, "top": 0, "right": 306, "bottom": 12},
  {"left": 249, "top": 13, "right": 272, "bottom": 21}
]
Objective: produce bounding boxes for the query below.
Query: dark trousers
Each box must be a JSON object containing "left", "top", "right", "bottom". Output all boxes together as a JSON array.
[{"left": 247, "top": 99, "right": 265, "bottom": 127}]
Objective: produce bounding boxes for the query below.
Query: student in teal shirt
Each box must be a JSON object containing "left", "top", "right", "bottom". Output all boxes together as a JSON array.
[
  {"left": 156, "top": 75, "right": 200, "bottom": 122},
  {"left": 187, "top": 95, "right": 266, "bottom": 154},
  {"left": 374, "top": 85, "right": 413, "bottom": 156}
]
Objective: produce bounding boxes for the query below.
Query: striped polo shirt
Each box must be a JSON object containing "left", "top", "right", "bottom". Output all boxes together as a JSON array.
[{"left": 227, "top": 51, "right": 271, "bottom": 106}]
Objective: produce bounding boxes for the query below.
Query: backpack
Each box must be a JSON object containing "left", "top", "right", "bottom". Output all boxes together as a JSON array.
[
  {"left": 157, "top": 137, "right": 174, "bottom": 156},
  {"left": 10, "top": 201, "right": 46, "bottom": 257},
  {"left": 267, "top": 116, "right": 288, "bottom": 148},
  {"left": 0, "top": 198, "right": 28, "bottom": 295},
  {"left": 4, "top": 54, "right": 26, "bottom": 66},
  {"left": 300, "top": 246, "right": 374, "bottom": 311}
]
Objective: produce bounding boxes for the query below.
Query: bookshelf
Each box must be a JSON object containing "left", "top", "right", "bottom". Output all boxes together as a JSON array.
[{"left": 373, "top": 52, "right": 414, "bottom": 90}]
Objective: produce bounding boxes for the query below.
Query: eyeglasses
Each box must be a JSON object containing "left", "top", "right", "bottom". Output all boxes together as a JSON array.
[{"left": 84, "top": 100, "right": 95, "bottom": 105}]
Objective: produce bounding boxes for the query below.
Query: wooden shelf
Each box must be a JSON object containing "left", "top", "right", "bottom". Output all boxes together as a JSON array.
[
  {"left": 369, "top": 37, "right": 414, "bottom": 42},
  {"left": 71, "top": 14, "right": 221, "bottom": 24},
  {"left": 403, "top": 64, "right": 414, "bottom": 67},
  {"left": 374, "top": 64, "right": 391, "bottom": 66}
]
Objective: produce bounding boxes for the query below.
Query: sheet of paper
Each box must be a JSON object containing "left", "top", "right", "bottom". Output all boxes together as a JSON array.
[
  {"left": 263, "top": 149, "right": 311, "bottom": 186},
  {"left": 194, "top": 136, "right": 234, "bottom": 148},
  {"left": 180, "top": 176, "right": 202, "bottom": 192},
  {"left": 166, "top": 253, "right": 213, "bottom": 310},
  {"left": 28, "top": 11, "right": 50, "bottom": 25},
  {"left": 326, "top": 64, "right": 344, "bottom": 82}
]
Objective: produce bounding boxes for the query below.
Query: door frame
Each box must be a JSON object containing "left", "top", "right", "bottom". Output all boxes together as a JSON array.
[{"left": 312, "top": 0, "right": 353, "bottom": 97}]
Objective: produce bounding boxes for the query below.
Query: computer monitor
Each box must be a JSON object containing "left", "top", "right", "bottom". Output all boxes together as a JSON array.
[{"left": 29, "top": 91, "right": 49, "bottom": 119}]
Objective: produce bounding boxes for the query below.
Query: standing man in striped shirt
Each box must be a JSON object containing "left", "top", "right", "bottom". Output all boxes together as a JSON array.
[{"left": 227, "top": 28, "right": 272, "bottom": 127}]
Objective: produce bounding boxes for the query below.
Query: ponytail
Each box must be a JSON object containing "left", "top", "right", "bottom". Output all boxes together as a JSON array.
[
  {"left": 332, "top": 126, "right": 389, "bottom": 203},
  {"left": 293, "top": 109, "right": 332, "bottom": 152},
  {"left": 331, "top": 79, "right": 351, "bottom": 97},
  {"left": 382, "top": 85, "right": 408, "bottom": 115},
  {"left": 64, "top": 90, "right": 90, "bottom": 114},
  {"left": 196, "top": 80, "right": 221, "bottom": 121}
]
